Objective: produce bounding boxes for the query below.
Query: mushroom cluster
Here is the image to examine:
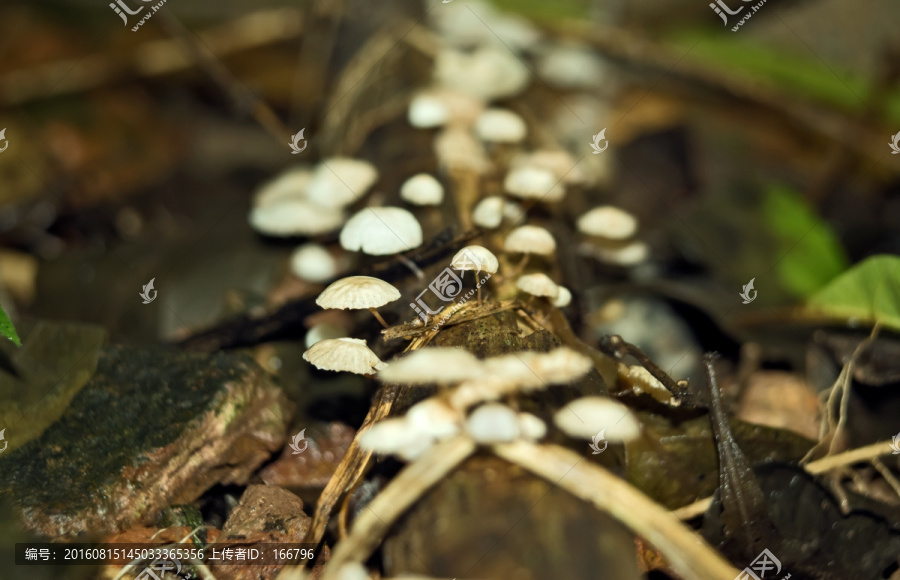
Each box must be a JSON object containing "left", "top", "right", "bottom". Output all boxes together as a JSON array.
[{"left": 354, "top": 345, "right": 641, "bottom": 460}]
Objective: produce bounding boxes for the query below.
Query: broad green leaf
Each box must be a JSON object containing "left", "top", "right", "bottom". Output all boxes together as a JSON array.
[
  {"left": 0, "top": 305, "right": 21, "bottom": 347},
  {"left": 763, "top": 184, "right": 848, "bottom": 298},
  {"left": 807, "top": 254, "right": 900, "bottom": 331}
]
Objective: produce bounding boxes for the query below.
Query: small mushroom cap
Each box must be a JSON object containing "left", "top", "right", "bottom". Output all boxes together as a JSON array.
[
  {"left": 406, "top": 398, "right": 460, "bottom": 440},
  {"left": 400, "top": 174, "right": 444, "bottom": 206},
  {"left": 577, "top": 206, "right": 638, "bottom": 240},
  {"left": 623, "top": 365, "right": 671, "bottom": 402},
  {"left": 306, "top": 158, "right": 379, "bottom": 208},
  {"left": 248, "top": 201, "right": 344, "bottom": 237},
  {"left": 340, "top": 207, "right": 423, "bottom": 255},
  {"left": 554, "top": 396, "right": 641, "bottom": 441},
  {"left": 518, "top": 412, "right": 547, "bottom": 441},
  {"left": 504, "top": 165, "right": 564, "bottom": 202},
  {"left": 379, "top": 347, "right": 483, "bottom": 384},
  {"left": 435, "top": 46, "right": 530, "bottom": 101},
  {"left": 465, "top": 403, "right": 520, "bottom": 444},
  {"left": 302, "top": 337, "right": 386, "bottom": 375},
  {"left": 553, "top": 286, "right": 572, "bottom": 307},
  {"left": 316, "top": 276, "right": 400, "bottom": 310},
  {"left": 451, "top": 245, "right": 499, "bottom": 274},
  {"left": 581, "top": 239, "right": 649, "bottom": 266},
  {"left": 474, "top": 109, "right": 527, "bottom": 143},
  {"left": 512, "top": 150, "right": 586, "bottom": 185},
  {"left": 434, "top": 126, "right": 491, "bottom": 174},
  {"left": 359, "top": 417, "right": 430, "bottom": 457},
  {"left": 252, "top": 167, "right": 313, "bottom": 208},
  {"left": 516, "top": 273, "right": 560, "bottom": 298},
  {"left": 484, "top": 347, "right": 592, "bottom": 388},
  {"left": 335, "top": 563, "right": 370, "bottom": 580},
  {"left": 290, "top": 243, "right": 338, "bottom": 283},
  {"left": 504, "top": 225, "right": 556, "bottom": 256},
  {"left": 408, "top": 94, "right": 450, "bottom": 128},
  {"left": 472, "top": 196, "right": 504, "bottom": 229},
  {"left": 536, "top": 44, "right": 607, "bottom": 89}
]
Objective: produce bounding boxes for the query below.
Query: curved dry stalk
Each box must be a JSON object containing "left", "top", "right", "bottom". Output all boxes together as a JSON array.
[
  {"left": 673, "top": 440, "right": 898, "bottom": 520},
  {"left": 320, "top": 436, "right": 477, "bottom": 579},
  {"left": 493, "top": 440, "right": 740, "bottom": 580}
]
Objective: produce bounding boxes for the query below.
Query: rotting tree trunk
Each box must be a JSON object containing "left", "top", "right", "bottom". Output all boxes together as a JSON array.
[{"left": 378, "top": 310, "right": 643, "bottom": 579}]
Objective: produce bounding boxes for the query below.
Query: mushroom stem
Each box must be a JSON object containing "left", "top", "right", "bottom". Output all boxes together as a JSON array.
[
  {"left": 368, "top": 308, "right": 390, "bottom": 329},
  {"left": 508, "top": 253, "right": 531, "bottom": 277},
  {"left": 398, "top": 255, "right": 425, "bottom": 280},
  {"left": 477, "top": 284, "right": 483, "bottom": 306}
]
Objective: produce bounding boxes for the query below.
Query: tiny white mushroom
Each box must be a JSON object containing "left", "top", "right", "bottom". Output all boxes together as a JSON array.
[
  {"left": 580, "top": 239, "right": 649, "bottom": 266},
  {"left": 504, "top": 165, "right": 564, "bottom": 202},
  {"left": 359, "top": 417, "right": 432, "bottom": 460},
  {"left": 475, "top": 109, "right": 527, "bottom": 144},
  {"left": 434, "top": 126, "right": 491, "bottom": 174},
  {"left": 451, "top": 245, "right": 498, "bottom": 305},
  {"left": 334, "top": 562, "right": 371, "bottom": 580},
  {"left": 248, "top": 201, "right": 344, "bottom": 237},
  {"left": 465, "top": 403, "right": 520, "bottom": 444},
  {"left": 504, "top": 225, "right": 556, "bottom": 274},
  {"left": 406, "top": 398, "right": 460, "bottom": 440},
  {"left": 483, "top": 347, "right": 592, "bottom": 389},
  {"left": 340, "top": 207, "right": 423, "bottom": 256},
  {"left": 408, "top": 94, "right": 450, "bottom": 128},
  {"left": 290, "top": 243, "right": 338, "bottom": 283},
  {"left": 435, "top": 46, "right": 530, "bottom": 101},
  {"left": 302, "top": 337, "right": 386, "bottom": 375},
  {"left": 316, "top": 275, "right": 401, "bottom": 328},
  {"left": 516, "top": 272, "right": 560, "bottom": 300},
  {"left": 472, "top": 196, "right": 504, "bottom": 229},
  {"left": 577, "top": 206, "right": 638, "bottom": 240},
  {"left": 306, "top": 158, "right": 379, "bottom": 208},
  {"left": 512, "top": 150, "right": 586, "bottom": 185},
  {"left": 536, "top": 44, "right": 607, "bottom": 89},
  {"left": 553, "top": 286, "right": 572, "bottom": 307},
  {"left": 252, "top": 167, "right": 312, "bottom": 208},
  {"left": 518, "top": 413, "right": 547, "bottom": 441},
  {"left": 554, "top": 396, "right": 641, "bottom": 441},
  {"left": 379, "top": 347, "right": 483, "bottom": 384},
  {"left": 400, "top": 174, "right": 444, "bottom": 206}
]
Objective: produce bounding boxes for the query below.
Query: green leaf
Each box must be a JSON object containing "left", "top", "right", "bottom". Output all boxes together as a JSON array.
[
  {"left": 807, "top": 254, "right": 900, "bottom": 331},
  {"left": 0, "top": 305, "right": 21, "bottom": 347},
  {"left": 763, "top": 184, "right": 848, "bottom": 298}
]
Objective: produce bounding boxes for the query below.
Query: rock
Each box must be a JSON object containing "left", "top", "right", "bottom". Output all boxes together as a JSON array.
[
  {"left": 259, "top": 422, "right": 356, "bottom": 493},
  {"left": 0, "top": 345, "right": 290, "bottom": 537},
  {"left": 212, "top": 485, "right": 321, "bottom": 580}
]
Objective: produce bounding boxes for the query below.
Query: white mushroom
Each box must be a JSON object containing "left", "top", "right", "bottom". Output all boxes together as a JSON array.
[
  {"left": 554, "top": 396, "right": 641, "bottom": 441},
  {"left": 576, "top": 206, "right": 638, "bottom": 240},
  {"left": 435, "top": 46, "right": 530, "bottom": 101},
  {"left": 580, "top": 239, "right": 649, "bottom": 266},
  {"left": 475, "top": 109, "right": 527, "bottom": 144},
  {"left": 406, "top": 398, "right": 460, "bottom": 440},
  {"left": 400, "top": 174, "right": 444, "bottom": 206},
  {"left": 290, "top": 244, "right": 338, "bottom": 283},
  {"left": 434, "top": 126, "right": 491, "bottom": 174},
  {"left": 451, "top": 245, "right": 498, "bottom": 305},
  {"left": 408, "top": 94, "right": 450, "bottom": 128},
  {"left": 504, "top": 225, "right": 556, "bottom": 273},
  {"left": 516, "top": 272, "right": 559, "bottom": 300},
  {"left": 316, "top": 275, "right": 401, "bottom": 328},
  {"left": 334, "top": 562, "right": 371, "bottom": 580},
  {"left": 359, "top": 417, "right": 433, "bottom": 461},
  {"left": 248, "top": 201, "right": 344, "bottom": 237},
  {"left": 305, "top": 158, "right": 379, "bottom": 208},
  {"left": 518, "top": 413, "right": 547, "bottom": 441},
  {"left": 378, "top": 347, "right": 483, "bottom": 384},
  {"left": 340, "top": 207, "right": 423, "bottom": 256},
  {"left": 504, "top": 165, "right": 564, "bottom": 202},
  {"left": 553, "top": 286, "right": 572, "bottom": 308},
  {"left": 472, "top": 196, "right": 504, "bottom": 229},
  {"left": 429, "top": 1, "right": 540, "bottom": 52},
  {"left": 512, "top": 150, "right": 586, "bottom": 185},
  {"left": 483, "top": 347, "right": 592, "bottom": 389},
  {"left": 252, "top": 167, "right": 312, "bottom": 208},
  {"left": 409, "top": 89, "right": 484, "bottom": 129},
  {"left": 536, "top": 44, "right": 607, "bottom": 89},
  {"left": 302, "top": 337, "right": 386, "bottom": 375},
  {"left": 465, "top": 403, "right": 520, "bottom": 444}
]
